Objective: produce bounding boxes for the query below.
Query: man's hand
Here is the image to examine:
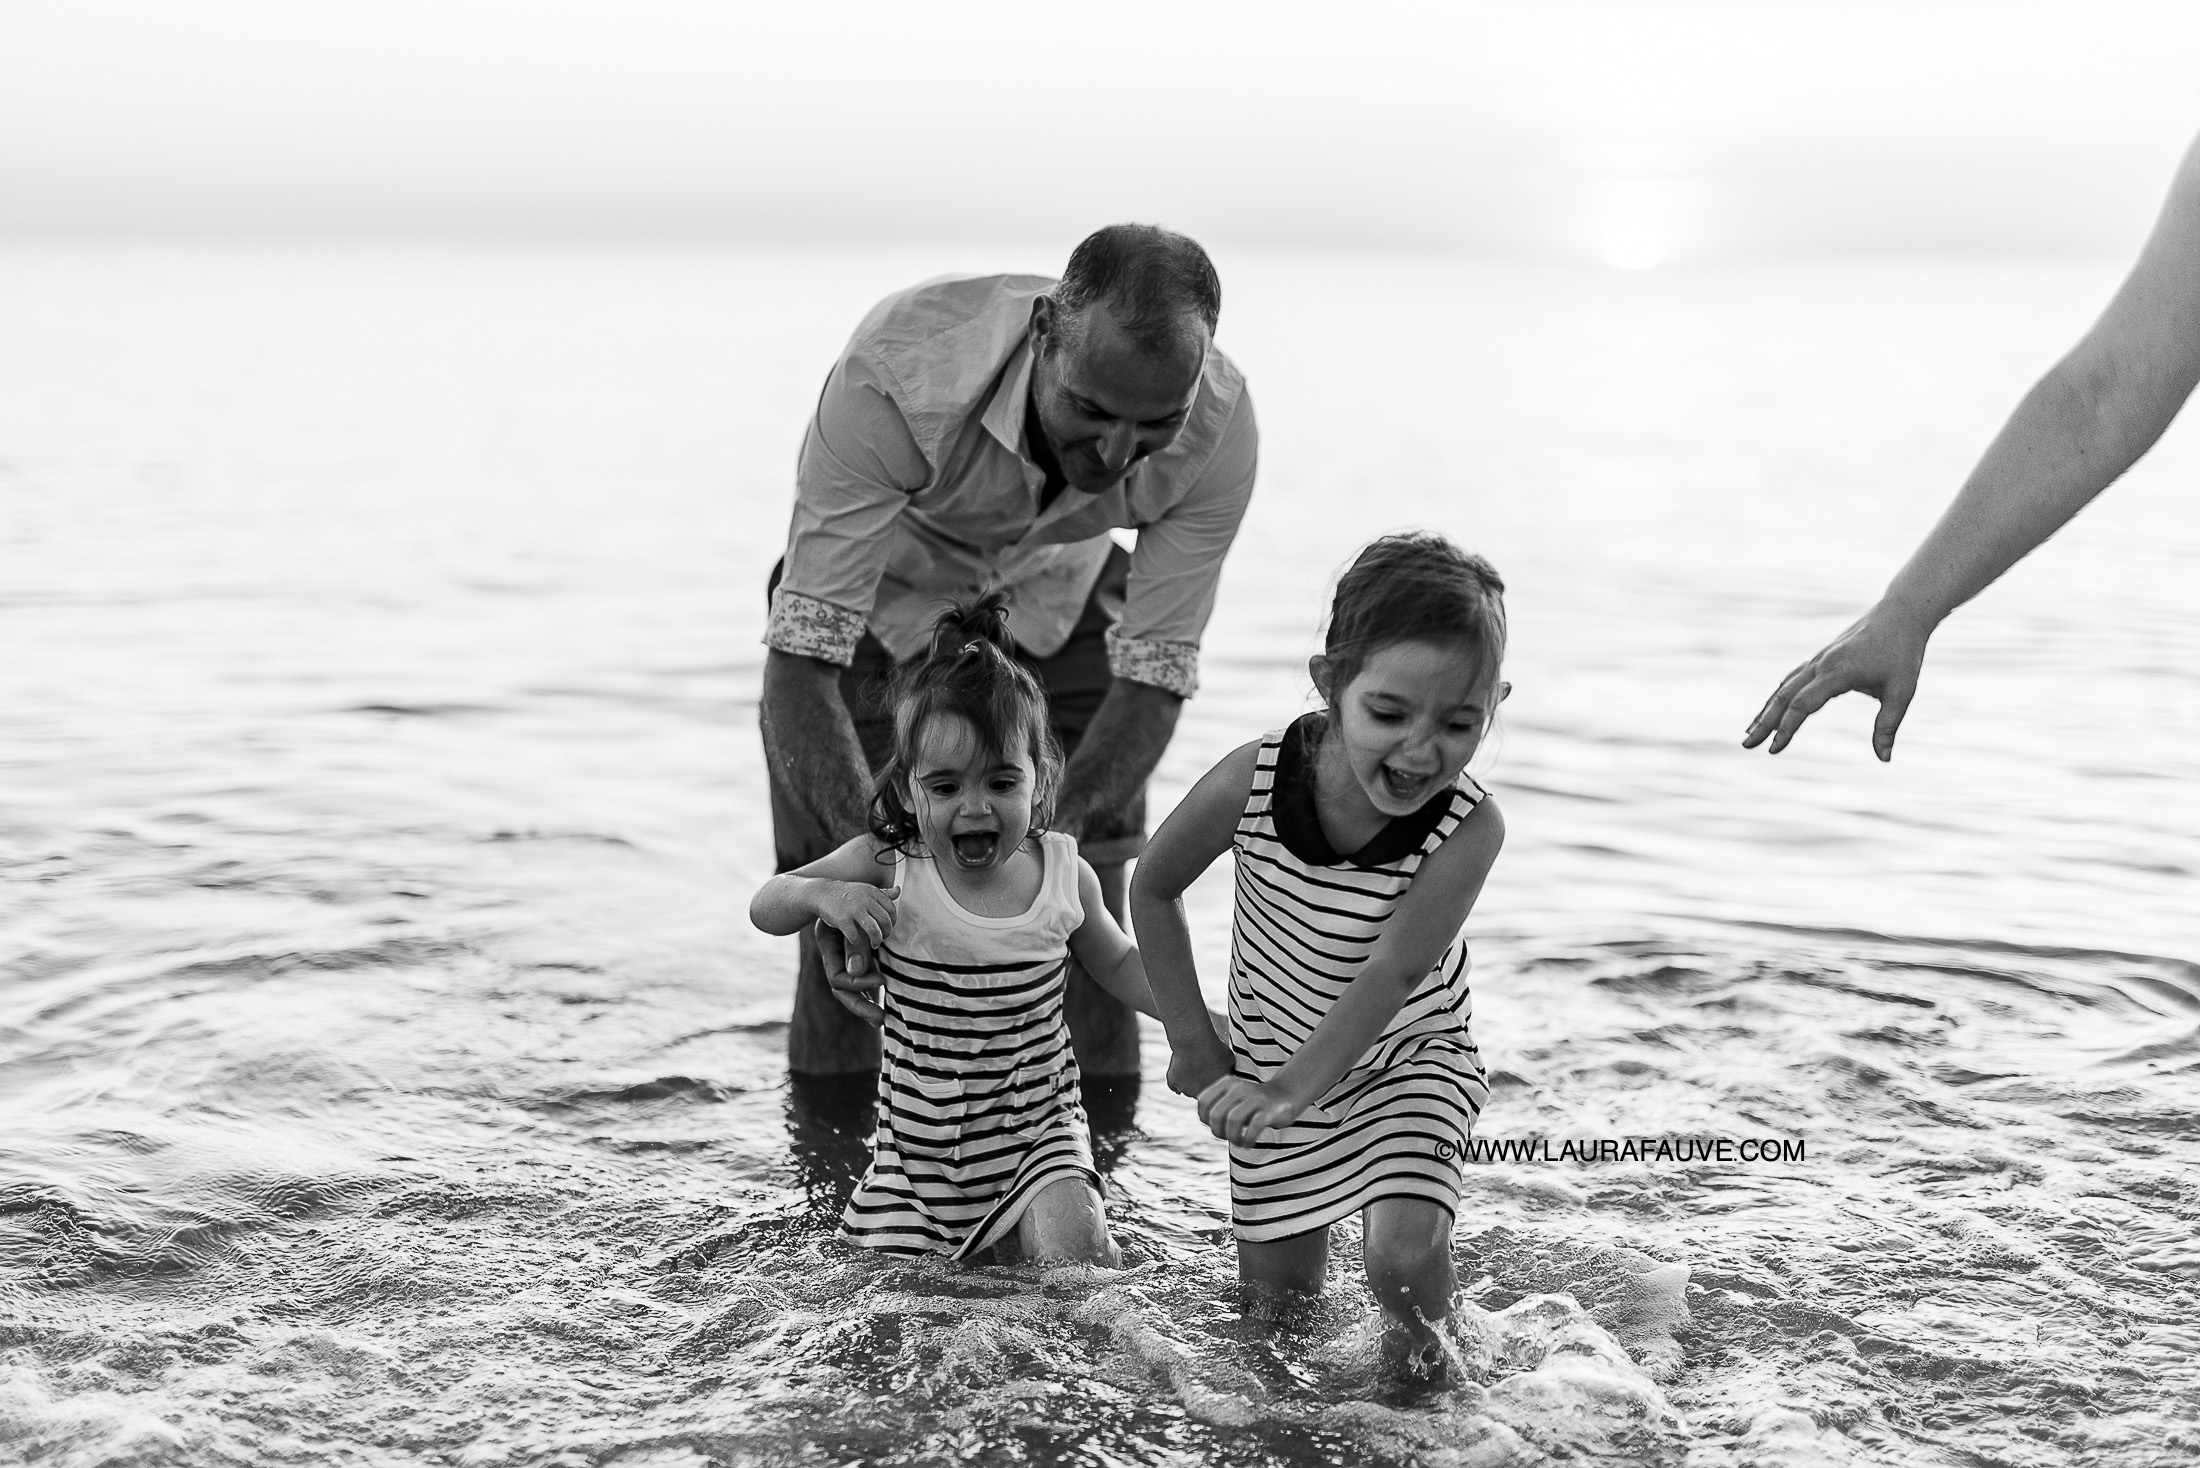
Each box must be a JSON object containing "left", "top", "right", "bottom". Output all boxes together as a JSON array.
[
  {"left": 814, "top": 919, "right": 883, "bottom": 1026},
  {"left": 1743, "top": 600, "right": 1934, "bottom": 761},
  {"left": 1197, "top": 1075, "right": 1305, "bottom": 1146}
]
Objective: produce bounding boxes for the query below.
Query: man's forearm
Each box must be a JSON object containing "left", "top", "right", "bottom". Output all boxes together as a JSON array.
[
  {"left": 1055, "top": 679, "right": 1182, "bottom": 841},
  {"left": 760, "top": 649, "right": 872, "bottom": 847}
]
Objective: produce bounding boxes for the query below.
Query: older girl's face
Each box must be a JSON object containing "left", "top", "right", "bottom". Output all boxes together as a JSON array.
[
  {"left": 1319, "top": 640, "right": 1505, "bottom": 818},
  {"left": 906, "top": 713, "right": 1037, "bottom": 871}
]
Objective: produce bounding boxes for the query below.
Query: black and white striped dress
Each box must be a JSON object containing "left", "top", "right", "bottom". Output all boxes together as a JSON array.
[
  {"left": 1227, "top": 715, "right": 1490, "bottom": 1242},
  {"left": 840, "top": 831, "right": 1099, "bottom": 1259}
]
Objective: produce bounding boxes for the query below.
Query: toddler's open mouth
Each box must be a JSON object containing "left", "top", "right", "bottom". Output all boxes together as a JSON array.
[{"left": 949, "top": 832, "right": 1000, "bottom": 867}]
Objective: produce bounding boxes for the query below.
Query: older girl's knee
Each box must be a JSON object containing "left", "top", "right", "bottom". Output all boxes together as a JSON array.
[{"left": 1363, "top": 1202, "right": 1452, "bottom": 1278}]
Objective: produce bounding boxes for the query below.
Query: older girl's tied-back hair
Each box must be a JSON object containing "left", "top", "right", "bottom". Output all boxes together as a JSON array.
[{"left": 866, "top": 591, "right": 1064, "bottom": 856}]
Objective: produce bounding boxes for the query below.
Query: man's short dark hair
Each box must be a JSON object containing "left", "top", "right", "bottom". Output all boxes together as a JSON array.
[{"left": 1054, "top": 224, "right": 1221, "bottom": 356}]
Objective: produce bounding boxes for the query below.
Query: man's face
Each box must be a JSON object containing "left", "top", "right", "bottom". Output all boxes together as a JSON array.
[{"left": 1030, "top": 300, "right": 1207, "bottom": 495}]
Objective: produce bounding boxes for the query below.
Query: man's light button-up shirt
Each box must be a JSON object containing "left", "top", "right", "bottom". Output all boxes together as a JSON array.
[{"left": 764, "top": 273, "right": 1258, "bottom": 699}]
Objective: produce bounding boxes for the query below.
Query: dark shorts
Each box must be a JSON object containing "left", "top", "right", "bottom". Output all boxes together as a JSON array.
[{"left": 766, "top": 546, "right": 1146, "bottom": 870}]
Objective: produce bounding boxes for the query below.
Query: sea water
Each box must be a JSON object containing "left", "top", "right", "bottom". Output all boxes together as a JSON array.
[{"left": 1, "top": 242, "right": 2195, "bottom": 1466}]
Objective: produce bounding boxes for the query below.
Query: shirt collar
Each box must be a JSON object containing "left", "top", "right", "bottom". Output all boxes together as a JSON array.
[{"left": 981, "top": 334, "right": 1038, "bottom": 460}]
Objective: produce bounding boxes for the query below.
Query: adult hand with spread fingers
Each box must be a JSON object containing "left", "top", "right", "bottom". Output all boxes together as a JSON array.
[
  {"left": 1745, "top": 601, "right": 1934, "bottom": 761},
  {"left": 1745, "top": 130, "right": 2200, "bottom": 760}
]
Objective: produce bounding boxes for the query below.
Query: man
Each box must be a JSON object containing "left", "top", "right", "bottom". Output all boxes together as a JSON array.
[
  {"left": 1746, "top": 131, "right": 2200, "bottom": 760},
  {"left": 761, "top": 224, "right": 1258, "bottom": 1078}
]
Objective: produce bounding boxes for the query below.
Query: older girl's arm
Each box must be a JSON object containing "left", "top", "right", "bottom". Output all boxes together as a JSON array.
[{"left": 1200, "top": 799, "right": 1505, "bottom": 1144}]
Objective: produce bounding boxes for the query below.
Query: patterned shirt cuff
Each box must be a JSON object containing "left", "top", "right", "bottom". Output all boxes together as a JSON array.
[
  {"left": 766, "top": 589, "right": 866, "bottom": 666},
  {"left": 1105, "top": 627, "right": 1199, "bottom": 698}
]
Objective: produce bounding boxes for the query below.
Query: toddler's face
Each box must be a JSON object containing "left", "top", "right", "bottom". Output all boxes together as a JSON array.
[
  {"left": 1323, "top": 640, "right": 1505, "bottom": 817},
  {"left": 906, "top": 713, "right": 1038, "bottom": 872}
]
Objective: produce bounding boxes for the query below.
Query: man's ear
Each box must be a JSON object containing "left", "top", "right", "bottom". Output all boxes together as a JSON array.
[
  {"left": 1498, "top": 680, "right": 1513, "bottom": 704},
  {"left": 1030, "top": 294, "right": 1056, "bottom": 351},
  {"left": 1308, "top": 654, "right": 1335, "bottom": 703}
]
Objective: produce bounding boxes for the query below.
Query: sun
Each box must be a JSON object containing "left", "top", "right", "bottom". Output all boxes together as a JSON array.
[{"left": 1602, "top": 224, "right": 1668, "bottom": 271}]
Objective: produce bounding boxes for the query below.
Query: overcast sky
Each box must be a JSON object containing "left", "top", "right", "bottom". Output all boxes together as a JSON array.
[{"left": 3, "top": 0, "right": 2197, "bottom": 261}]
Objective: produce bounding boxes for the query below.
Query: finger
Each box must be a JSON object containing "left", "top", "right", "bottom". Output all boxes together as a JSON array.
[
  {"left": 1197, "top": 1077, "right": 1234, "bottom": 1107},
  {"left": 830, "top": 987, "right": 883, "bottom": 1025},
  {"left": 1873, "top": 668, "right": 1918, "bottom": 763},
  {"left": 1766, "top": 676, "right": 1842, "bottom": 755},
  {"left": 827, "top": 971, "right": 882, "bottom": 993},
  {"left": 1746, "top": 655, "right": 1827, "bottom": 745},
  {"left": 1221, "top": 1098, "right": 1259, "bottom": 1143},
  {"left": 845, "top": 943, "right": 869, "bottom": 977},
  {"left": 1231, "top": 1105, "right": 1266, "bottom": 1145},
  {"left": 1203, "top": 1088, "right": 1246, "bottom": 1134},
  {"left": 1742, "top": 666, "right": 1808, "bottom": 746}
]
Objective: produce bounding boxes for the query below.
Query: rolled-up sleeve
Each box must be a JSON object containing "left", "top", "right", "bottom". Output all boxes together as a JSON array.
[
  {"left": 766, "top": 356, "right": 927, "bottom": 665},
  {"left": 1107, "top": 389, "right": 1258, "bottom": 698}
]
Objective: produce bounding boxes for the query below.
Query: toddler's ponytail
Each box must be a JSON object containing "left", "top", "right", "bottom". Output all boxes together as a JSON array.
[{"left": 866, "top": 591, "right": 1063, "bottom": 856}]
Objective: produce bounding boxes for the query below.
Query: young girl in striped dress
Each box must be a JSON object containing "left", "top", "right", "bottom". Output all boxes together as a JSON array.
[
  {"left": 750, "top": 594, "right": 1158, "bottom": 1265},
  {"left": 1133, "top": 532, "right": 1509, "bottom": 1375}
]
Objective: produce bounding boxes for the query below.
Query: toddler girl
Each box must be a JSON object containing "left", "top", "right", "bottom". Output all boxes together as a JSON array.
[
  {"left": 1132, "top": 532, "right": 1508, "bottom": 1372},
  {"left": 751, "top": 594, "right": 1157, "bottom": 1265}
]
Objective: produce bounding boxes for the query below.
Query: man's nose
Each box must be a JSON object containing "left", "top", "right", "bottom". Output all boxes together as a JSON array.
[{"left": 1098, "top": 420, "right": 1136, "bottom": 473}]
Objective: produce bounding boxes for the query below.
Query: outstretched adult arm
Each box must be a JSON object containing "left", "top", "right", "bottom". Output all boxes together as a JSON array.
[
  {"left": 764, "top": 352, "right": 928, "bottom": 980},
  {"left": 1745, "top": 131, "right": 2200, "bottom": 760}
]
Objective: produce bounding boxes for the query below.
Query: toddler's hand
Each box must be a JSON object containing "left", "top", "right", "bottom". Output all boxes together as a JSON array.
[
  {"left": 816, "top": 881, "right": 898, "bottom": 951},
  {"left": 1197, "top": 1076, "right": 1305, "bottom": 1146},
  {"left": 1165, "top": 1023, "right": 1233, "bottom": 1099}
]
